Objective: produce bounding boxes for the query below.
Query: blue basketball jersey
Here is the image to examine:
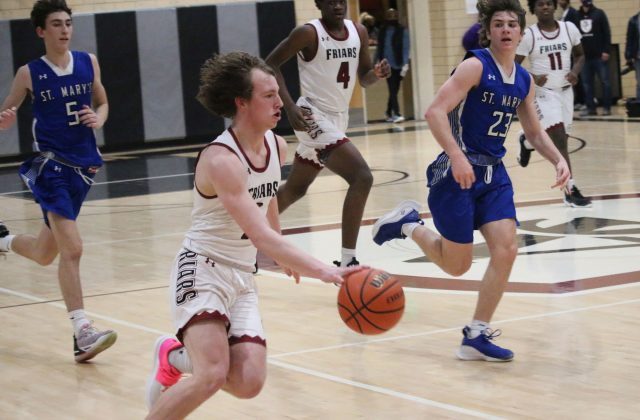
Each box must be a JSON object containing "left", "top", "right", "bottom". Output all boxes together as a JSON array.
[
  {"left": 453, "top": 48, "right": 530, "bottom": 158},
  {"left": 28, "top": 51, "right": 102, "bottom": 167},
  {"left": 428, "top": 48, "right": 530, "bottom": 187}
]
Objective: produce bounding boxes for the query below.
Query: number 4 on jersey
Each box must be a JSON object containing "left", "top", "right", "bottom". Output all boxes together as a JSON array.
[{"left": 337, "top": 61, "right": 350, "bottom": 89}]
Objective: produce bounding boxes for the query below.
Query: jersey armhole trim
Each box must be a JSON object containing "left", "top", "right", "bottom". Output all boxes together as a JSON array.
[
  {"left": 194, "top": 142, "right": 240, "bottom": 199},
  {"left": 273, "top": 133, "right": 282, "bottom": 167},
  {"left": 528, "top": 27, "right": 535, "bottom": 55},
  {"left": 299, "top": 23, "right": 318, "bottom": 62}
]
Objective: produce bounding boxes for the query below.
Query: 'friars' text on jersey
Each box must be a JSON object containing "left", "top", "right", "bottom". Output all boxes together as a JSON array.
[
  {"left": 326, "top": 47, "right": 358, "bottom": 60},
  {"left": 249, "top": 181, "right": 279, "bottom": 200},
  {"left": 538, "top": 43, "right": 568, "bottom": 54}
]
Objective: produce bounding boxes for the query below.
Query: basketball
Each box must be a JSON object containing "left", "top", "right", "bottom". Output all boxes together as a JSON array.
[{"left": 337, "top": 268, "right": 405, "bottom": 335}]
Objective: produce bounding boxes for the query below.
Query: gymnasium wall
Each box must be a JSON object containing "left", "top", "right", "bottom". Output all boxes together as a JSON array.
[{"left": 0, "top": 0, "right": 299, "bottom": 158}]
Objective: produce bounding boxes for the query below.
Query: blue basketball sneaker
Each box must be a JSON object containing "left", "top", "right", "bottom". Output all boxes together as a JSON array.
[
  {"left": 372, "top": 200, "right": 423, "bottom": 245},
  {"left": 456, "top": 326, "right": 514, "bottom": 362}
]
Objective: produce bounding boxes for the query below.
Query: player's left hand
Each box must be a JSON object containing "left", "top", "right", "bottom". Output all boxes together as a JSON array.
[
  {"left": 551, "top": 158, "right": 570, "bottom": 190},
  {"left": 374, "top": 59, "right": 391, "bottom": 79},
  {"left": 283, "top": 266, "right": 301, "bottom": 284},
  {"left": 79, "top": 105, "right": 101, "bottom": 129},
  {"left": 566, "top": 71, "right": 579, "bottom": 86},
  {"left": 330, "top": 264, "right": 369, "bottom": 287}
]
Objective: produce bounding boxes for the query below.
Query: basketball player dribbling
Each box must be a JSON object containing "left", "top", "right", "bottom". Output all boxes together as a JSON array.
[
  {"left": 515, "top": 0, "right": 591, "bottom": 207},
  {"left": 144, "top": 52, "right": 361, "bottom": 419},
  {"left": 0, "top": 0, "right": 117, "bottom": 362},
  {"left": 266, "top": 0, "right": 391, "bottom": 268},
  {"left": 372, "top": 0, "right": 570, "bottom": 362}
]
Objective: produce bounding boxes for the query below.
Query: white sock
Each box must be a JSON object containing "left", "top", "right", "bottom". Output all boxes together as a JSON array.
[
  {"left": 341, "top": 248, "right": 356, "bottom": 267},
  {"left": 69, "top": 309, "right": 90, "bottom": 336},
  {"left": 168, "top": 346, "right": 193, "bottom": 374},
  {"left": 467, "top": 320, "right": 490, "bottom": 339},
  {"left": 518, "top": 130, "right": 533, "bottom": 150},
  {"left": 568, "top": 178, "right": 575, "bottom": 190},
  {"left": 401, "top": 222, "right": 421, "bottom": 239},
  {"left": 0, "top": 234, "right": 15, "bottom": 252}
]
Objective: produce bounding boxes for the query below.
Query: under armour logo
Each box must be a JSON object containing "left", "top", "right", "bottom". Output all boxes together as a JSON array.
[
  {"left": 39, "top": 74, "right": 47, "bottom": 80},
  {"left": 54, "top": 165, "right": 62, "bottom": 173},
  {"left": 488, "top": 74, "right": 496, "bottom": 80},
  {"left": 247, "top": 168, "right": 251, "bottom": 175}
]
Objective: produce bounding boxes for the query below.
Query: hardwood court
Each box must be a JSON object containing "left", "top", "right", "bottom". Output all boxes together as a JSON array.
[{"left": 1, "top": 111, "right": 639, "bottom": 419}]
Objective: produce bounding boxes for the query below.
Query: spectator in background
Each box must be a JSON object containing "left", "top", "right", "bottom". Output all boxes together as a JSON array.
[
  {"left": 625, "top": 9, "right": 640, "bottom": 99},
  {"left": 462, "top": 21, "right": 482, "bottom": 51},
  {"left": 557, "top": 0, "right": 580, "bottom": 27},
  {"left": 360, "top": 12, "right": 378, "bottom": 46},
  {"left": 577, "top": 0, "right": 612, "bottom": 116},
  {"left": 377, "top": 8, "right": 410, "bottom": 123}
]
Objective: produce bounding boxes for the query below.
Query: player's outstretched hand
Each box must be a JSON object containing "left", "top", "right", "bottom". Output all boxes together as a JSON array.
[
  {"left": 324, "top": 264, "right": 369, "bottom": 286},
  {"left": 375, "top": 59, "right": 391, "bottom": 79},
  {"left": 0, "top": 107, "right": 17, "bottom": 130}
]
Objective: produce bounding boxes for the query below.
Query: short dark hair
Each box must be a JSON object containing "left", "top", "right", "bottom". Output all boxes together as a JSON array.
[
  {"left": 527, "top": 0, "right": 558, "bottom": 14},
  {"left": 477, "top": 0, "right": 526, "bottom": 47},
  {"left": 30, "top": 0, "right": 72, "bottom": 29},
  {"left": 196, "top": 51, "right": 276, "bottom": 118}
]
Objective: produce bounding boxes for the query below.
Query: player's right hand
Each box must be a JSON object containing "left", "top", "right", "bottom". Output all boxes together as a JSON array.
[
  {"left": 324, "top": 265, "right": 367, "bottom": 286},
  {"left": 0, "top": 107, "right": 17, "bottom": 130},
  {"left": 450, "top": 154, "right": 475, "bottom": 189},
  {"left": 286, "top": 105, "right": 310, "bottom": 132},
  {"left": 533, "top": 74, "right": 548, "bottom": 87}
]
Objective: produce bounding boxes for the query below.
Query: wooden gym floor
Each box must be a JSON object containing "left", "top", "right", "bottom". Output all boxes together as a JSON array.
[{"left": 1, "top": 109, "right": 639, "bottom": 419}]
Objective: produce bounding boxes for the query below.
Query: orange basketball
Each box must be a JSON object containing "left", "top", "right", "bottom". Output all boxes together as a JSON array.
[{"left": 337, "top": 268, "right": 405, "bottom": 335}]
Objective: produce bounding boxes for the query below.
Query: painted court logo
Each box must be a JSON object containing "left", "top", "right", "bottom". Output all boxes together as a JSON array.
[{"left": 390, "top": 197, "right": 640, "bottom": 293}]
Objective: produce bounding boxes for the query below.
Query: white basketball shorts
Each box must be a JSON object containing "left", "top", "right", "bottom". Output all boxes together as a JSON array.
[
  {"left": 170, "top": 248, "right": 265, "bottom": 345},
  {"left": 294, "top": 96, "right": 350, "bottom": 168},
  {"left": 534, "top": 85, "right": 574, "bottom": 133}
]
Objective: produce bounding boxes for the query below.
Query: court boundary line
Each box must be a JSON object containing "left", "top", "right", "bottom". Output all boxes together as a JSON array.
[
  {"left": 0, "top": 285, "right": 638, "bottom": 418},
  {"left": 267, "top": 359, "right": 500, "bottom": 419}
]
